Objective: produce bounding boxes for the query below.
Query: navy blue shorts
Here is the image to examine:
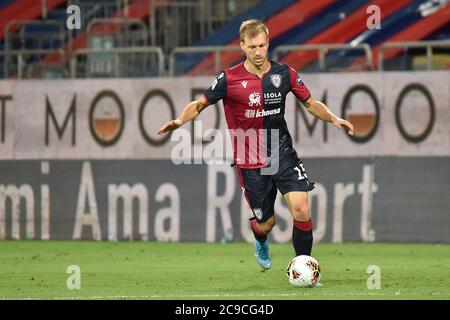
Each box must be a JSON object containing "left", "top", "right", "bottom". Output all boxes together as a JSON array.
[{"left": 237, "top": 155, "right": 315, "bottom": 223}]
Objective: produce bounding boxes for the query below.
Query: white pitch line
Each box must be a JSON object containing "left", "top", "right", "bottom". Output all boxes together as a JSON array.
[{"left": 4, "top": 291, "right": 450, "bottom": 300}]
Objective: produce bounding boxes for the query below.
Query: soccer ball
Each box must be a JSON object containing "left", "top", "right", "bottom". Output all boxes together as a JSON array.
[{"left": 286, "top": 255, "right": 321, "bottom": 288}]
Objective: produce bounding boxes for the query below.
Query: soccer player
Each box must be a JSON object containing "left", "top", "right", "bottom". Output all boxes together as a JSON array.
[{"left": 158, "top": 19, "right": 354, "bottom": 270}]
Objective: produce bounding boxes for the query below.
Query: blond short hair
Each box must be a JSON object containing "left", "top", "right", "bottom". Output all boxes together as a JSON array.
[{"left": 239, "top": 19, "right": 269, "bottom": 42}]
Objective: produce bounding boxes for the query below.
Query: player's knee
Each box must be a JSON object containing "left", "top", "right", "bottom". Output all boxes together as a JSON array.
[
  {"left": 260, "top": 224, "right": 274, "bottom": 234},
  {"left": 291, "top": 202, "right": 310, "bottom": 221},
  {"left": 260, "top": 217, "right": 276, "bottom": 233}
]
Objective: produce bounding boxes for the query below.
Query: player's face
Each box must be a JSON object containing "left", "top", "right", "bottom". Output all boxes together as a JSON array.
[{"left": 241, "top": 32, "right": 269, "bottom": 67}]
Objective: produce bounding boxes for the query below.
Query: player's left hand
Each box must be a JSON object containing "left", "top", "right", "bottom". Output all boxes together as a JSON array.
[{"left": 331, "top": 116, "right": 354, "bottom": 136}]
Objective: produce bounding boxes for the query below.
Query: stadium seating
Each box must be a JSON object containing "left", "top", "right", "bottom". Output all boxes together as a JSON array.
[
  {"left": 184, "top": 0, "right": 449, "bottom": 74},
  {"left": 276, "top": 0, "right": 450, "bottom": 71},
  {"left": 187, "top": 0, "right": 336, "bottom": 76},
  {"left": 0, "top": 0, "right": 66, "bottom": 41},
  {"left": 278, "top": 0, "right": 413, "bottom": 71},
  {"left": 183, "top": 0, "right": 371, "bottom": 74},
  {"left": 39, "top": 0, "right": 161, "bottom": 68},
  {"left": 347, "top": 0, "right": 450, "bottom": 70},
  {"left": 0, "top": 0, "right": 449, "bottom": 78},
  {"left": 173, "top": 0, "right": 295, "bottom": 75}
]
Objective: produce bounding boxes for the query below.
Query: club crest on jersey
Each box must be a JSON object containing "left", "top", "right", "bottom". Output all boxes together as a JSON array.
[
  {"left": 270, "top": 74, "right": 281, "bottom": 88},
  {"left": 241, "top": 81, "right": 248, "bottom": 88},
  {"left": 253, "top": 208, "right": 263, "bottom": 220},
  {"left": 248, "top": 92, "right": 261, "bottom": 107}
]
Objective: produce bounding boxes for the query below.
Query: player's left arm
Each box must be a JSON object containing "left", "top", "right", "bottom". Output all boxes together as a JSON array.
[{"left": 302, "top": 97, "right": 354, "bottom": 136}]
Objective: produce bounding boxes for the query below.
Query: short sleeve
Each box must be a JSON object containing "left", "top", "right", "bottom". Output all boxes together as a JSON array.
[
  {"left": 288, "top": 66, "right": 311, "bottom": 102},
  {"left": 203, "top": 71, "right": 227, "bottom": 105}
]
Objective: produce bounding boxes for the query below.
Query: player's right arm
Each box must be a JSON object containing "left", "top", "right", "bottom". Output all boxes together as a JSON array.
[
  {"left": 157, "top": 98, "right": 209, "bottom": 135},
  {"left": 157, "top": 71, "right": 227, "bottom": 135}
]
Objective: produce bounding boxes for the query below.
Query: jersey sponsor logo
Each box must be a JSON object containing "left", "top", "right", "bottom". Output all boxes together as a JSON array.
[
  {"left": 264, "top": 92, "right": 282, "bottom": 105},
  {"left": 270, "top": 74, "right": 281, "bottom": 88},
  {"left": 264, "top": 92, "right": 281, "bottom": 99},
  {"left": 296, "top": 73, "right": 303, "bottom": 85},
  {"left": 248, "top": 92, "right": 261, "bottom": 107},
  {"left": 245, "top": 109, "right": 256, "bottom": 118},
  {"left": 241, "top": 81, "right": 248, "bottom": 88},
  {"left": 245, "top": 108, "right": 281, "bottom": 118}
]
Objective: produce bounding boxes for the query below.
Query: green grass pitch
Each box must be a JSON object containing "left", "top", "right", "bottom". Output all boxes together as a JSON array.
[{"left": 0, "top": 241, "right": 449, "bottom": 300}]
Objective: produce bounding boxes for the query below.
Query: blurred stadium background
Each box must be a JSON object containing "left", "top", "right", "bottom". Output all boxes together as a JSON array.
[
  {"left": 0, "top": 0, "right": 449, "bottom": 78},
  {"left": 0, "top": 0, "right": 449, "bottom": 300}
]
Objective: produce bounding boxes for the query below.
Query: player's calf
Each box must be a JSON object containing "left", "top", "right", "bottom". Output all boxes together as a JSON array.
[
  {"left": 286, "top": 197, "right": 314, "bottom": 256},
  {"left": 292, "top": 219, "right": 313, "bottom": 256}
]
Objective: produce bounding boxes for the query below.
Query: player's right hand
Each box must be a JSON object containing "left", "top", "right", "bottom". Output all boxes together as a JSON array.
[{"left": 157, "top": 119, "right": 182, "bottom": 135}]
